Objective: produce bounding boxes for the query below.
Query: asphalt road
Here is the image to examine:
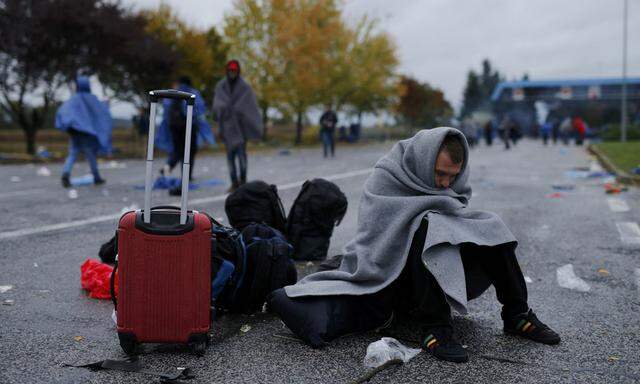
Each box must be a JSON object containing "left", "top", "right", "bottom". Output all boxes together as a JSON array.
[{"left": 0, "top": 138, "right": 639, "bottom": 384}]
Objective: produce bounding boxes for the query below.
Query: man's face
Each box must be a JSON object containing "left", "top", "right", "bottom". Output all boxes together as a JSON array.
[
  {"left": 226, "top": 69, "right": 238, "bottom": 81},
  {"left": 434, "top": 149, "right": 462, "bottom": 189}
]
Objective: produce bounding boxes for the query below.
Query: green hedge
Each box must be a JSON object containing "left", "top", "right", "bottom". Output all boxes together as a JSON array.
[{"left": 599, "top": 123, "right": 640, "bottom": 141}]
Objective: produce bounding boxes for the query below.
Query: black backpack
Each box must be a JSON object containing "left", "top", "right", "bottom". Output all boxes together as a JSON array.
[
  {"left": 229, "top": 222, "right": 296, "bottom": 313},
  {"left": 213, "top": 220, "right": 296, "bottom": 314},
  {"left": 286, "top": 179, "right": 347, "bottom": 261},
  {"left": 225, "top": 181, "right": 287, "bottom": 233}
]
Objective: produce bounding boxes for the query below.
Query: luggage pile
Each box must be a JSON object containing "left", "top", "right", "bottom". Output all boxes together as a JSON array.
[{"left": 93, "top": 89, "right": 348, "bottom": 357}]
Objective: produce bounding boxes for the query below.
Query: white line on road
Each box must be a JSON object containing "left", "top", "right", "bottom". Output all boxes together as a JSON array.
[
  {"left": 616, "top": 222, "right": 640, "bottom": 245},
  {"left": 607, "top": 198, "right": 630, "bottom": 213},
  {"left": 0, "top": 168, "right": 373, "bottom": 241},
  {"left": 635, "top": 268, "right": 640, "bottom": 302},
  {"left": 0, "top": 188, "right": 48, "bottom": 200}
]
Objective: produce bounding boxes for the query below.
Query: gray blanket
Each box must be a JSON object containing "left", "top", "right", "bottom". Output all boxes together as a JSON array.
[
  {"left": 212, "top": 76, "right": 263, "bottom": 148},
  {"left": 285, "top": 127, "right": 517, "bottom": 314}
]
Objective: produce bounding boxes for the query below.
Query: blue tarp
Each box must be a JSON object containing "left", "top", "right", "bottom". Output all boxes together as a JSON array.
[
  {"left": 134, "top": 176, "right": 224, "bottom": 191},
  {"left": 155, "top": 84, "right": 215, "bottom": 154},
  {"left": 55, "top": 76, "right": 113, "bottom": 154}
]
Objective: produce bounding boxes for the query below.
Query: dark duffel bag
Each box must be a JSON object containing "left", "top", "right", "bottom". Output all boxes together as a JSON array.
[
  {"left": 286, "top": 178, "right": 347, "bottom": 261},
  {"left": 224, "top": 180, "right": 287, "bottom": 233}
]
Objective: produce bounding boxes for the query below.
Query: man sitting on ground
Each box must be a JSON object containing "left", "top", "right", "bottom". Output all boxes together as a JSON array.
[{"left": 269, "top": 127, "right": 560, "bottom": 363}]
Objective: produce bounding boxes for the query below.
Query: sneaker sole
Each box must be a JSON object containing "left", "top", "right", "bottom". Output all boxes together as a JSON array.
[{"left": 504, "top": 329, "right": 561, "bottom": 345}]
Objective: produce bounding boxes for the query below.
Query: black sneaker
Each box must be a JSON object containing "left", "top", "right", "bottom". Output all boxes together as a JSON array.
[
  {"left": 61, "top": 173, "right": 71, "bottom": 188},
  {"left": 421, "top": 326, "right": 468, "bottom": 363},
  {"left": 504, "top": 309, "right": 561, "bottom": 345},
  {"left": 94, "top": 178, "right": 106, "bottom": 186}
]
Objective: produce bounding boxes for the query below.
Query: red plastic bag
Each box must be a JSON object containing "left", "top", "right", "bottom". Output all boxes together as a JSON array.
[{"left": 80, "top": 259, "right": 117, "bottom": 300}]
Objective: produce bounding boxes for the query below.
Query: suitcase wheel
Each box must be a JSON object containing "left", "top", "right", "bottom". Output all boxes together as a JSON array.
[
  {"left": 187, "top": 333, "right": 210, "bottom": 356},
  {"left": 118, "top": 332, "right": 140, "bottom": 356}
]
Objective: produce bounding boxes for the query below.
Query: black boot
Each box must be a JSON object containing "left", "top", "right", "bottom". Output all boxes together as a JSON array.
[
  {"left": 421, "top": 326, "right": 468, "bottom": 363},
  {"left": 61, "top": 173, "right": 71, "bottom": 188},
  {"left": 504, "top": 309, "right": 560, "bottom": 345}
]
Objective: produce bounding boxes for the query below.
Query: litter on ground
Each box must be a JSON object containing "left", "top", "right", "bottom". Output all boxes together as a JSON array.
[
  {"left": 363, "top": 337, "right": 421, "bottom": 368},
  {"left": 552, "top": 184, "right": 575, "bottom": 191},
  {"left": 556, "top": 264, "right": 590, "bottom": 292},
  {"left": 70, "top": 174, "right": 94, "bottom": 186},
  {"left": 0, "top": 285, "right": 13, "bottom": 293},
  {"left": 36, "top": 167, "right": 51, "bottom": 176},
  {"left": 68, "top": 189, "right": 78, "bottom": 199}
]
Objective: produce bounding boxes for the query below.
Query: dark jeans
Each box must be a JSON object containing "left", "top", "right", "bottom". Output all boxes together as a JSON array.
[
  {"left": 226, "top": 143, "right": 247, "bottom": 185},
  {"left": 270, "top": 220, "right": 529, "bottom": 347},
  {"left": 62, "top": 131, "right": 102, "bottom": 179},
  {"left": 374, "top": 220, "right": 528, "bottom": 327},
  {"left": 168, "top": 125, "right": 198, "bottom": 180},
  {"left": 321, "top": 130, "right": 335, "bottom": 157}
]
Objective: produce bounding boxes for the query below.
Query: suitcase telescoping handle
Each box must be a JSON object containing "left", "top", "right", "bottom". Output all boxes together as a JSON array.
[{"left": 144, "top": 89, "right": 197, "bottom": 225}]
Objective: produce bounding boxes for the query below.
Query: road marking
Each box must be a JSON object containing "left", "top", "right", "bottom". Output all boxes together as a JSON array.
[
  {"left": 607, "top": 198, "right": 630, "bottom": 213},
  {"left": 616, "top": 222, "right": 640, "bottom": 245},
  {"left": 0, "top": 188, "right": 48, "bottom": 200},
  {"left": 635, "top": 268, "right": 640, "bottom": 302},
  {"left": 0, "top": 168, "right": 373, "bottom": 240}
]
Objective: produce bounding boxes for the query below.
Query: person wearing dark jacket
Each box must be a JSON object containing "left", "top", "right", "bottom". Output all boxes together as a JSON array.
[
  {"left": 213, "top": 60, "right": 263, "bottom": 192},
  {"left": 319, "top": 107, "right": 337, "bottom": 158},
  {"left": 269, "top": 127, "right": 560, "bottom": 363}
]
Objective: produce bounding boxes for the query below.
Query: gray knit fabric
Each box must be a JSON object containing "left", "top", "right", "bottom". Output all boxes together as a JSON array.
[{"left": 285, "top": 127, "right": 517, "bottom": 313}]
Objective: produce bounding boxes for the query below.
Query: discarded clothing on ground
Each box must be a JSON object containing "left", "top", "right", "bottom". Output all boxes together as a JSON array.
[{"left": 81, "top": 259, "right": 117, "bottom": 300}]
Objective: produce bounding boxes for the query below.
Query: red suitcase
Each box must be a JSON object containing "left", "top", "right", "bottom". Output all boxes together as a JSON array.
[{"left": 115, "top": 89, "right": 211, "bottom": 355}]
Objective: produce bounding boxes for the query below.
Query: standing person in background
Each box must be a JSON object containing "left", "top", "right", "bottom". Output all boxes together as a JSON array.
[
  {"left": 156, "top": 76, "right": 214, "bottom": 186},
  {"left": 559, "top": 117, "right": 572, "bottom": 145},
  {"left": 483, "top": 119, "right": 494, "bottom": 146},
  {"left": 540, "top": 120, "right": 553, "bottom": 146},
  {"left": 56, "top": 75, "right": 112, "bottom": 188},
  {"left": 572, "top": 116, "right": 586, "bottom": 146},
  {"left": 551, "top": 117, "right": 560, "bottom": 144},
  {"left": 213, "top": 60, "right": 263, "bottom": 192},
  {"left": 132, "top": 106, "right": 149, "bottom": 138},
  {"left": 319, "top": 105, "right": 337, "bottom": 158},
  {"left": 499, "top": 115, "right": 512, "bottom": 150}
]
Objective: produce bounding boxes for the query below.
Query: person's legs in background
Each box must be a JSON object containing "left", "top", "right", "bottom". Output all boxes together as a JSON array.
[
  {"left": 226, "top": 144, "right": 240, "bottom": 191},
  {"left": 321, "top": 131, "right": 330, "bottom": 158},
  {"left": 237, "top": 143, "right": 247, "bottom": 185},
  {"left": 61, "top": 133, "right": 80, "bottom": 188},
  {"left": 329, "top": 131, "right": 335, "bottom": 157},
  {"left": 77, "top": 133, "right": 104, "bottom": 185}
]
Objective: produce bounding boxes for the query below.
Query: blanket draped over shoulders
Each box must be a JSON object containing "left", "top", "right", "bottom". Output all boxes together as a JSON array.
[
  {"left": 212, "top": 77, "right": 263, "bottom": 148},
  {"left": 285, "top": 127, "right": 517, "bottom": 313}
]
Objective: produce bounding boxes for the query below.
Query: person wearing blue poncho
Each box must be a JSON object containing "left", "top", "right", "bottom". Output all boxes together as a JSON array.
[
  {"left": 155, "top": 76, "right": 214, "bottom": 184},
  {"left": 55, "top": 76, "right": 112, "bottom": 188}
]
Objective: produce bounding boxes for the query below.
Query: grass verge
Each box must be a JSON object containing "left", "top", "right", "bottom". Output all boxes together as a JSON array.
[{"left": 593, "top": 141, "right": 640, "bottom": 174}]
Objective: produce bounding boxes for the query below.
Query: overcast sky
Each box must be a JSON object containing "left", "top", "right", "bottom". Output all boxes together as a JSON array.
[{"left": 124, "top": 0, "right": 639, "bottom": 111}]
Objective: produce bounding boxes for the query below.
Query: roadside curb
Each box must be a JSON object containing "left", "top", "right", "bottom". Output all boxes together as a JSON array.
[{"left": 588, "top": 144, "right": 640, "bottom": 186}]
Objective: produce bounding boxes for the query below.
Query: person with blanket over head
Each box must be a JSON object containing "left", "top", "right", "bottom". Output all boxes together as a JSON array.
[
  {"left": 156, "top": 75, "right": 215, "bottom": 183},
  {"left": 212, "top": 60, "right": 263, "bottom": 192},
  {"left": 56, "top": 76, "right": 112, "bottom": 188},
  {"left": 269, "top": 127, "right": 560, "bottom": 363}
]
